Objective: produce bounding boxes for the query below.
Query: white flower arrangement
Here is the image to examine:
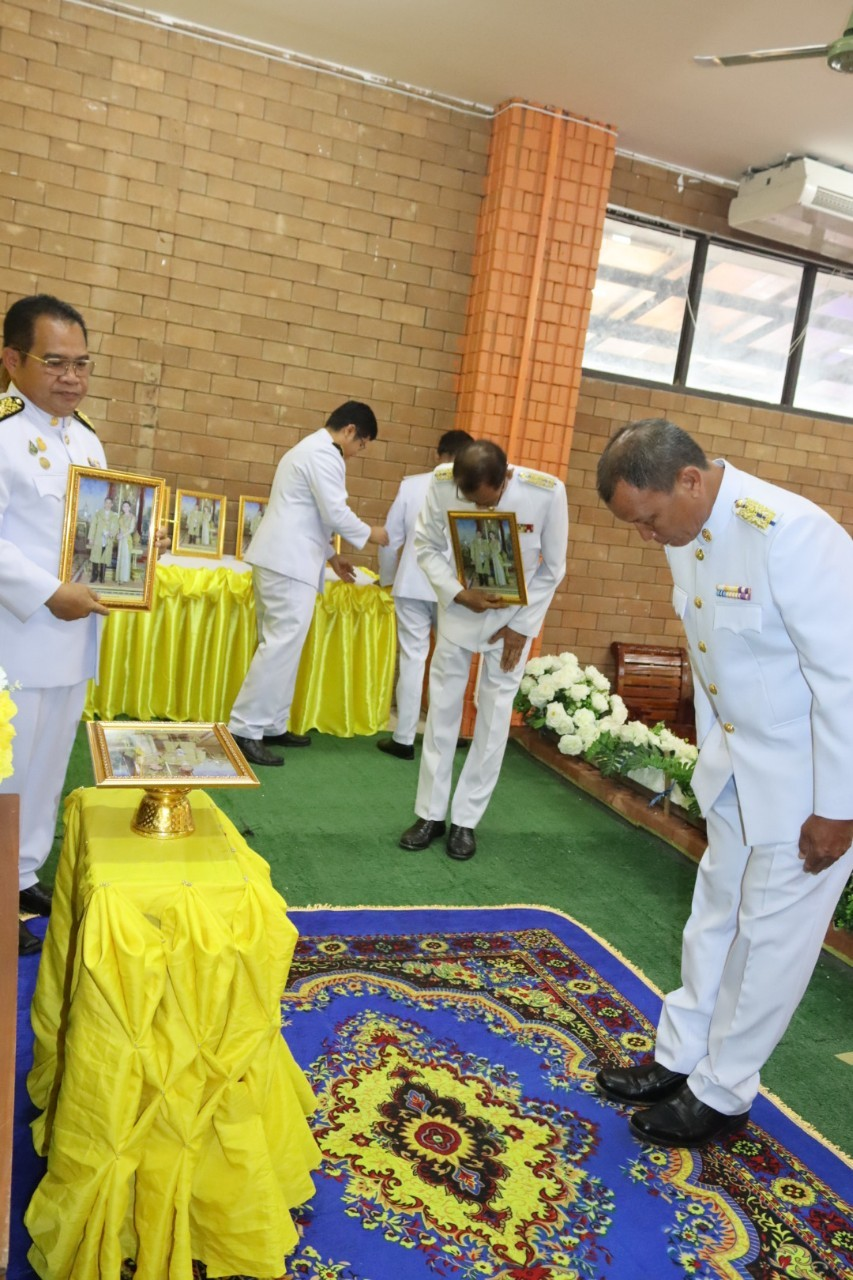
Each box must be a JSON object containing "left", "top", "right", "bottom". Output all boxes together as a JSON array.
[{"left": 514, "top": 651, "right": 699, "bottom": 815}]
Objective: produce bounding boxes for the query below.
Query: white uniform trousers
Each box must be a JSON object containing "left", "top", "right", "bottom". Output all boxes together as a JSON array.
[
  {"left": 415, "top": 630, "right": 532, "bottom": 829},
  {"left": 655, "top": 775, "right": 853, "bottom": 1114},
  {"left": 227, "top": 567, "right": 317, "bottom": 740},
  {"left": 0, "top": 681, "right": 89, "bottom": 889},
  {"left": 392, "top": 596, "right": 436, "bottom": 745}
]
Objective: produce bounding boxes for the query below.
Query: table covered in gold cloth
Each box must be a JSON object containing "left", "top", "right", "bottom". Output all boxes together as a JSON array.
[
  {"left": 25, "top": 787, "right": 321, "bottom": 1280},
  {"left": 84, "top": 562, "right": 397, "bottom": 736}
]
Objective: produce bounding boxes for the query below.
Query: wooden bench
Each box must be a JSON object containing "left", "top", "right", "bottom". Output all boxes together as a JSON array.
[{"left": 610, "top": 642, "right": 696, "bottom": 743}]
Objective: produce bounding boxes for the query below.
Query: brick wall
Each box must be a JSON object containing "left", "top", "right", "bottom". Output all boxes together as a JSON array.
[{"left": 0, "top": 0, "right": 490, "bottom": 552}]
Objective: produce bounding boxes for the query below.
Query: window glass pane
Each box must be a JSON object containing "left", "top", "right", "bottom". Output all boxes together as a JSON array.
[
  {"left": 686, "top": 245, "right": 802, "bottom": 401},
  {"left": 583, "top": 218, "right": 695, "bottom": 382},
  {"left": 793, "top": 272, "right": 853, "bottom": 418}
]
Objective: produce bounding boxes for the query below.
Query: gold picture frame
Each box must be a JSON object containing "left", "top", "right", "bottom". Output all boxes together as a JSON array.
[
  {"left": 447, "top": 510, "right": 527, "bottom": 605},
  {"left": 172, "top": 489, "right": 227, "bottom": 558},
  {"left": 235, "top": 495, "right": 268, "bottom": 559},
  {"left": 60, "top": 465, "right": 165, "bottom": 610},
  {"left": 87, "top": 721, "right": 259, "bottom": 788}
]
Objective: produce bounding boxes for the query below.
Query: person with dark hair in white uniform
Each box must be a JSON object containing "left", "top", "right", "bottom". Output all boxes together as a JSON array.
[
  {"left": 0, "top": 294, "right": 110, "bottom": 955},
  {"left": 398, "top": 441, "right": 568, "bottom": 860},
  {"left": 376, "top": 430, "right": 473, "bottom": 761},
  {"left": 595, "top": 418, "right": 853, "bottom": 1148},
  {"left": 227, "top": 401, "right": 389, "bottom": 767}
]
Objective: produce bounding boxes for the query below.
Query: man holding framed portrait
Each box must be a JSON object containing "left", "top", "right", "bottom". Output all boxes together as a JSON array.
[
  {"left": 0, "top": 295, "right": 112, "bottom": 954},
  {"left": 399, "top": 440, "right": 568, "bottom": 860}
]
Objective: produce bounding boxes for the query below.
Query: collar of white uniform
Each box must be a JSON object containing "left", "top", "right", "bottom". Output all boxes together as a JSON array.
[
  {"left": 695, "top": 459, "right": 739, "bottom": 546},
  {"left": 8, "top": 383, "right": 70, "bottom": 431}
]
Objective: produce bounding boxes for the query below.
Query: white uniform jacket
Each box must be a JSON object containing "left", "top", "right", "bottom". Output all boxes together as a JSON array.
[
  {"left": 246, "top": 428, "right": 371, "bottom": 591},
  {"left": 667, "top": 460, "right": 853, "bottom": 846},
  {"left": 378, "top": 470, "right": 441, "bottom": 600},
  {"left": 414, "top": 464, "right": 569, "bottom": 651},
  {"left": 0, "top": 387, "right": 106, "bottom": 688}
]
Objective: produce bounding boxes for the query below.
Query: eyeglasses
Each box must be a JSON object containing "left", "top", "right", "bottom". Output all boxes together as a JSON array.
[{"left": 18, "top": 351, "right": 95, "bottom": 377}]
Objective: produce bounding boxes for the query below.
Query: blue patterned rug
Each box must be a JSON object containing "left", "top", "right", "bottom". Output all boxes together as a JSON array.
[{"left": 12, "top": 907, "right": 853, "bottom": 1279}]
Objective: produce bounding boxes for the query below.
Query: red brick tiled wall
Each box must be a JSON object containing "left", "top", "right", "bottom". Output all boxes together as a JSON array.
[{"left": 0, "top": 0, "right": 490, "bottom": 550}]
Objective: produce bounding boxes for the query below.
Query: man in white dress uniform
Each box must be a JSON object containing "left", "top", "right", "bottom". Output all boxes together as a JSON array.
[
  {"left": 376, "top": 430, "right": 472, "bottom": 760},
  {"left": 595, "top": 418, "right": 853, "bottom": 1147},
  {"left": 0, "top": 295, "right": 110, "bottom": 955},
  {"left": 227, "top": 401, "right": 388, "bottom": 766},
  {"left": 398, "top": 440, "right": 568, "bottom": 859}
]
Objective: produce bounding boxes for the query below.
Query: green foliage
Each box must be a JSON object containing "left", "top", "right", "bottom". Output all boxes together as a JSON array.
[
  {"left": 834, "top": 877, "right": 853, "bottom": 933},
  {"left": 582, "top": 727, "right": 702, "bottom": 819}
]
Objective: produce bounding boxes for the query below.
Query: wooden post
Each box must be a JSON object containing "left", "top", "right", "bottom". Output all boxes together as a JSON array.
[{"left": 0, "top": 793, "right": 20, "bottom": 1276}]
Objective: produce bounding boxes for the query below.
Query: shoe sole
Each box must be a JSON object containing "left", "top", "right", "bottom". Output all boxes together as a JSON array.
[
  {"left": 628, "top": 1110, "right": 749, "bottom": 1148},
  {"left": 446, "top": 845, "right": 476, "bottom": 860}
]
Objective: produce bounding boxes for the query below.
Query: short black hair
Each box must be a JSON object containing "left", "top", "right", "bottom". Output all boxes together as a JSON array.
[
  {"left": 453, "top": 440, "right": 508, "bottom": 492},
  {"left": 436, "top": 430, "right": 473, "bottom": 458},
  {"left": 597, "top": 418, "right": 709, "bottom": 503},
  {"left": 3, "top": 294, "right": 89, "bottom": 351},
  {"left": 325, "top": 400, "right": 378, "bottom": 439}
]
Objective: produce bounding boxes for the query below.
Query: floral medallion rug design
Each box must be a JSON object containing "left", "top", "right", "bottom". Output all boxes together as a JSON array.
[{"left": 12, "top": 907, "right": 853, "bottom": 1280}]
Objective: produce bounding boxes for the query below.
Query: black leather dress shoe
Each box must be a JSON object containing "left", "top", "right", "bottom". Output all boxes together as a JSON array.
[
  {"left": 264, "top": 730, "right": 311, "bottom": 747},
  {"left": 629, "top": 1084, "right": 749, "bottom": 1148},
  {"left": 232, "top": 735, "right": 284, "bottom": 767},
  {"left": 377, "top": 738, "right": 415, "bottom": 760},
  {"left": 399, "top": 818, "right": 446, "bottom": 850},
  {"left": 446, "top": 824, "right": 476, "bottom": 860},
  {"left": 595, "top": 1061, "right": 687, "bottom": 1105},
  {"left": 19, "top": 882, "right": 53, "bottom": 917},
  {"left": 18, "top": 920, "right": 42, "bottom": 956}
]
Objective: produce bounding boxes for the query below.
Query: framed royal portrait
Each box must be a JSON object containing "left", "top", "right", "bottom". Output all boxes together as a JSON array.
[
  {"left": 87, "top": 721, "right": 260, "bottom": 788},
  {"left": 235, "top": 495, "right": 268, "bottom": 559},
  {"left": 60, "top": 465, "right": 165, "bottom": 610},
  {"left": 172, "top": 489, "right": 226, "bottom": 558},
  {"left": 447, "top": 510, "right": 527, "bottom": 605}
]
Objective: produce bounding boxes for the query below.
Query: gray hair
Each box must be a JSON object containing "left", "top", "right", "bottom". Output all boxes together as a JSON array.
[{"left": 596, "top": 419, "right": 709, "bottom": 503}]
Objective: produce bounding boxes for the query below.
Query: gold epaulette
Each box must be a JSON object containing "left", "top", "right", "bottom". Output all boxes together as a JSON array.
[
  {"left": 517, "top": 467, "right": 556, "bottom": 490},
  {"left": 734, "top": 497, "right": 778, "bottom": 533},
  {"left": 0, "top": 395, "right": 24, "bottom": 422},
  {"left": 434, "top": 464, "right": 454, "bottom": 481},
  {"left": 73, "top": 409, "right": 97, "bottom": 434}
]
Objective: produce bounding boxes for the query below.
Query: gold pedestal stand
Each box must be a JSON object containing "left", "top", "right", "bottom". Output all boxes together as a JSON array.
[{"left": 131, "top": 787, "right": 195, "bottom": 838}]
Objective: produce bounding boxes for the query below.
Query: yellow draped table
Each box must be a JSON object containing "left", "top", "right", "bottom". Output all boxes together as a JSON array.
[
  {"left": 25, "top": 788, "right": 321, "bottom": 1280},
  {"left": 84, "top": 562, "right": 397, "bottom": 736}
]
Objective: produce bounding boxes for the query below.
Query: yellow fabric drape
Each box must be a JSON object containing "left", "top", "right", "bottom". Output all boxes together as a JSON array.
[
  {"left": 26, "top": 788, "right": 320, "bottom": 1280},
  {"left": 85, "top": 565, "right": 397, "bottom": 736}
]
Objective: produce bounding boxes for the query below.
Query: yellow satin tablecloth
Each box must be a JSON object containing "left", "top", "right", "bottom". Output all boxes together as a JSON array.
[
  {"left": 84, "top": 564, "right": 397, "bottom": 736},
  {"left": 26, "top": 787, "right": 321, "bottom": 1280}
]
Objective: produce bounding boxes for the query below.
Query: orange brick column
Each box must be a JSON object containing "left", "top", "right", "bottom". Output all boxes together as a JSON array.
[{"left": 455, "top": 100, "right": 616, "bottom": 736}]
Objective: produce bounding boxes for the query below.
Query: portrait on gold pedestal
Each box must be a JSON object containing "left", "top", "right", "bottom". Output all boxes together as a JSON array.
[{"left": 87, "top": 722, "right": 259, "bottom": 838}]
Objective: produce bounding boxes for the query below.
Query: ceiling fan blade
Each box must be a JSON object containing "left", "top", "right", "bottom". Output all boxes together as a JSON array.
[{"left": 695, "top": 44, "right": 830, "bottom": 68}]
